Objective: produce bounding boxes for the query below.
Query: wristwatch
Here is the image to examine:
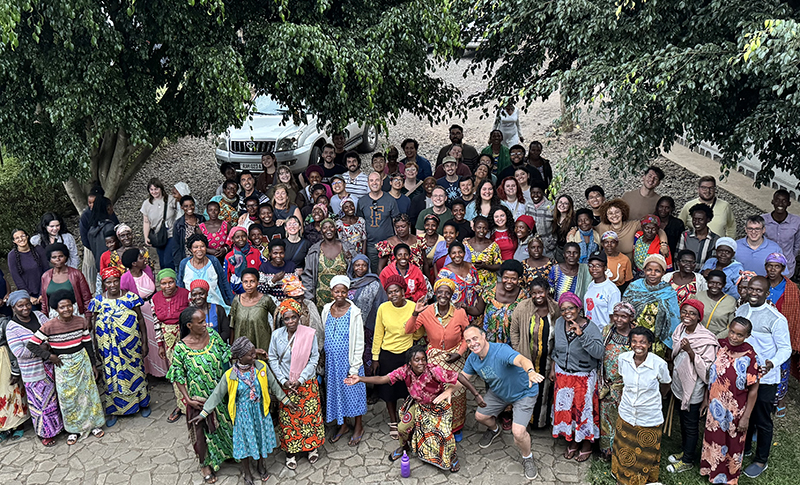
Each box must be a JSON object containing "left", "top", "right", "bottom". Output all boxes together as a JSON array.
[{"left": 526, "top": 369, "right": 535, "bottom": 374}]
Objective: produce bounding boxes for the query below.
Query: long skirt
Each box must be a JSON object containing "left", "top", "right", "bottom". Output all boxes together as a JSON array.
[
  {"left": 141, "top": 301, "right": 169, "bottom": 377},
  {"left": 24, "top": 364, "right": 63, "bottom": 439},
  {"left": 398, "top": 398, "right": 456, "bottom": 470},
  {"left": 376, "top": 349, "right": 410, "bottom": 403},
  {"left": 427, "top": 347, "right": 466, "bottom": 432},
  {"left": 185, "top": 405, "right": 233, "bottom": 471},
  {"left": 163, "top": 323, "right": 186, "bottom": 413},
  {"left": 0, "top": 347, "right": 29, "bottom": 431},
  {"left": 232, "top": 398, "right": 277, "bottom": 460},
  {"left": 611, "top": 417, "right": 662, "bottom": 485},
  {"left": 599, "top": 383, "right": 624, "bottom": 453},
  {"left": 54, "top": 349, "right": 105, "bottom": 437},
  {"left": 551, "top": 364, "right": 599, "bottom": 442},
  {"left": 278, "top": 379, "right": 325, "bottom": 453}
]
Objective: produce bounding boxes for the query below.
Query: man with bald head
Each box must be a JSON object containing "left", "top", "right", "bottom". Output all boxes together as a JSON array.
[{"left": 734, "top": 276, "right": 791, "bottom": 478}]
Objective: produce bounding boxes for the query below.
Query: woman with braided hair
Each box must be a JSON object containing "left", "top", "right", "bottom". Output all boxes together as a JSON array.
[{"left": 8, "top": 229, "right": 48, "bottom": 308}]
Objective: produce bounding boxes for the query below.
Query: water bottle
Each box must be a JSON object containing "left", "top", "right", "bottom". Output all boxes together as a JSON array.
[{"left": 400, "top": 451, "right": 411, "bottom": 478}]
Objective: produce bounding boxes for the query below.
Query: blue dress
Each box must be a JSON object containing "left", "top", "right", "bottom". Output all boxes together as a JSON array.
[
  {"left": 231, "top": 368, "right": 277, "bottom": 460},
  {"left": 325, "top": 308, "right": 367, "bottom": 424}
]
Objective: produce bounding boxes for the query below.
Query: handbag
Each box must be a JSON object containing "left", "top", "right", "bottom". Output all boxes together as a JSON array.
[{"left": 148, "top": 199, "right": 169, "bottom": 248}]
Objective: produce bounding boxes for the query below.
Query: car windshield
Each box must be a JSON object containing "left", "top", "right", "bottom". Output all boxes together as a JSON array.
[{"left": 252, "top": 96, "right": 288, "bottom": 116}]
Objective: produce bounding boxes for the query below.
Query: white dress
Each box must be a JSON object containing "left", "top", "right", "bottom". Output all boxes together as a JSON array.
[{"left": 494, "top": 108, "right": 522, "bottom": 147}]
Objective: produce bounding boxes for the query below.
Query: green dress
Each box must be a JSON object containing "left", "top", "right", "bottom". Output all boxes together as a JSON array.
[
  {"left": 166, "top": 330, "right": 233, "bottom": 471},
  {"left": 229, "top": 295, "right": 276, "bottom": 351},
  {"left": 316, "top": 252, "right": 349, "bottom": 313}
]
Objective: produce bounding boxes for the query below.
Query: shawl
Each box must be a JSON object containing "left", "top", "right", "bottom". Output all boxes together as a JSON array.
[
  {"left": 622, "top": 279, "right": 681, "bottom": 348},
  {"left": 432, "top": 240, "right": 473, "bottom": 267},
  {"left": 775, "top": 276, "right": 800, "bottom": 351},
  {"left": 288, "top": 325, "right": 317, "bottom": 382},
  {"left": 671, "top": 322, "right": 719, "bottom": 410},
  {"left": 347, "top": 254, "right": 387, "bottom": 331},
  {"left": 633, "top": 230, "right": 673, "bottom": 270},
  {"left": 577, "top": 228, "right": 598, "bottom": 264}
]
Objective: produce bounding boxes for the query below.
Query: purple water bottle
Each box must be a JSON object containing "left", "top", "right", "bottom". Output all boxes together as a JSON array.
[{"left": 400, "top": 451, "right": 411, "bottom": 478}]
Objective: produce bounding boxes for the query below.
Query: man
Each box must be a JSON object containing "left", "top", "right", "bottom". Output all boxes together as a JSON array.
[
  {"left": 762, "top": 189, "right": 800, "bottom": 278},
  {"left": 237, "top": 170, "right": 269, "bottom": 213},
  {"left": 329, "top": 174, "right": 356, "bottom": 217},
  {"left": 459, "top": 176, "right": 476, "bottom": 205},
  {"left": 584, "top": 185, "right": 606, "bottom": 226},
  {"left": 524, "top": 180, "right": 555, "bottom": 257},
  {"left": 460, "top": 326, "right": 544, "bottom": 480},
  {"left": 621, "top": 165, "right": 664, "bottom": 221},
  {"left": 525, "top": 141, "right": 553, "bottom": 187},
  {"left": 678, "top": 176, "right": 736, "bottom": 238},
  {"left": 371, "top": 153, "right": 392, "bottom": 192},
  {"left": 433, "top": 144, "right": 472, "bottom": 178},
  {"left": 332, "top": 132, "right": 348, "bottom": 166},
  {"left": 497, "top": 144, "right": 527, "bottom": 181},
  {"left": 735, "top": 277, "right": 791, "bottom": 478},
  {"left": 400, "top": 138, "right": 433, "bottom": 180},
  {"left": 319, "top": 143, "right": 346, "bottom": 182},
  {"left": 387, "top": 172, "right": 411, "bottom": 215},
  {"left": 415, "top": 186, "right": 452, "bottom": 236},
  {"left": 436, "top": 124, "right": 480, "bottom": 171},
  {"left": 357, "top": 172, "right": 399, "bottom": 272},
  {"left": 343, "top": 151, "right": 369, "bottom": 200},
  {"left": 584, "top": 251, "right": 621, "bottom": 330},
  {"left": 436, "top": 156, "right": 462, "bottom": 204},
  {"left": 677, "top": 204, "right": 719, "bottom": 271},
  {"left": 736, "top": 215, "right": 786, "bottom": 276}
]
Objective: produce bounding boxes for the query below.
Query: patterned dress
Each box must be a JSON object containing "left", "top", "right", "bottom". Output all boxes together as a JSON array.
[
  {"left": 599, "top": 327, "right": 631, "bottom": 454},
  {"left": 231, "top": 367, "right": 278, "bottom": 460},
  {"left": 324, "top": 308, "right": 367, "bottom": 424},
  {"left": 166, "top": 330, "right": 233, "bottom": 471},
  {"left": 88, "top": 292, "right": 151, "bottom": 415},
  {"left": 375, "top": 236, "right": 427, "bottom": 269},
  {"left": 548, "top": 264, "right": 577, "bottom": 301},
  {"left": 480, "top": 286, "right": 526, "bottom": 344},
  {"left": 522, "top": 259, "right": 553, "bottom": 295},
  {"left": 316, "top": 252, "right": 349, "bottom": 313},
  {"left": 437, "top": 267, "right": 480, "bottom": 318},
  {"left": 335, "top": 218, "right": 366, "bottom": 255},
  {"left": 668, "top": 277, "right": 699, "bottom": 305},
  {"left": 464, "top": 240, "right": 502, "bottom": 288},
  {"left": 200, "top": 221, "right": 229, "bottom": 252},
  {"left": 0, "top": 346, "right": 28, "bottom": 432}
]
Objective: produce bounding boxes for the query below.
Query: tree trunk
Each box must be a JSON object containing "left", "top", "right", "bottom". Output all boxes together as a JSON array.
[{"left": 559, "top": 92, "right": 575, "bottom": 133}]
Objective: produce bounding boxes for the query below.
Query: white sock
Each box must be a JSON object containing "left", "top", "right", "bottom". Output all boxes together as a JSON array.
[
  {"left": 522, "top": 453, "right": 532, "bottom": 460},
  {"left": 492, "top": 425, "right": 499, "bottom": 432}
]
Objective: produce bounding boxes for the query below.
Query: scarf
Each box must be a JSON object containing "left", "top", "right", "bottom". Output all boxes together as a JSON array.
[
  {"left": 288, "top": 325, "right": 317, "bottom": 382},
  {"left": 347, "top": 254, "right": 387, "bottom": 330},
  {"left": 633, "top": 231, "right": 673, "bottom": 270},
  {"left": 671, "top": 322, "right": 719, "bottom": 410},
  {"left": 231, "top": 243, "right": 252, "bottom": 279},
  {"left": 623, "top": 279, "right": 681, "bottom": 347},
  {"left": 234, "top": 363, "right": 259, "bottom": 402},
  {"left": 432, "top": 241, "right": 473, "bottom": 267},
  {"left": 577, "top": 228, "right": 598, "bottom": 264},
  {"left": 774, "top": 276, "right": 800, "bottom": 351}
]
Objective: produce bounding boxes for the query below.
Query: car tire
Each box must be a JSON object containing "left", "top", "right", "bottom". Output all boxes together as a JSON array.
[
  {"left": 358, "top": 124, "right": 377, "bottom": 152},
  {"left": 309, "top": 143, "right": 322, "bottom": 167}
]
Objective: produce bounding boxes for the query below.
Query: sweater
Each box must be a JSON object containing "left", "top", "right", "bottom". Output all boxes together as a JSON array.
[
  {"left": 551, "top": 316, "right": 604, "bottom": 373},
  {"left": 321, "top": 301, "right": 364, "bottom": 375}
]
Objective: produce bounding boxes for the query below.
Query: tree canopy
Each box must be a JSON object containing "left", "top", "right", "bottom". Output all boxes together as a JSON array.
[
  {"left": 465, "top": 0, "right": 800, "bottom": 187},
  {"left": 0, "top": 0, "right": 462, "bottom": 209}
]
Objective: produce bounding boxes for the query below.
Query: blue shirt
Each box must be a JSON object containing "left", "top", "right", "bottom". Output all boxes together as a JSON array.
[
  {"left": 768, "top": 278, "right": 786, "bottom": 305},
  {"left": 392, "top": 194, "right": 411, "bottom": 215},
  {"left": 701, "top": 258, "right": 744, "bottom": 299},
  {"left": 736, "top": 237, "right": 787, "bottom": 276},
  {"left": 463, "top": 342, "right": 538, "bottom": 403}
]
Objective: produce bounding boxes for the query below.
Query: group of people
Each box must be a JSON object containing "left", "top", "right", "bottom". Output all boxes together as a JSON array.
[{"left": 1, "top": 123, "right": 799, "bottom": 485}]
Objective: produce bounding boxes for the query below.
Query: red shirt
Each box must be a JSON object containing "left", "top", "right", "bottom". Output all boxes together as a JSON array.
[
  {"left": 492, "top": 229, "right": 517, "bottom": 260},
  {"left": 388, "top": 363, "right": 458, "bottom": 405}
]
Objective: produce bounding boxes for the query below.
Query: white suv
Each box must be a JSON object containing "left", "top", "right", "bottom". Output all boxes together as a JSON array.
[{"left": 215, "top": 95, "right": 377, "bottom": 174}]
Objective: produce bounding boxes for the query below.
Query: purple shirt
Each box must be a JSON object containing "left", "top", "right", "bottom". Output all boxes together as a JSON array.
[
  {"left": 736, "top": 237, "right": 788, "bottom": 276},
  {"left": 7, "top": 246, "right": 49, "bottom": 297},
  {"left": 762, "top": 212, "right": 800, "bottom": 276}
]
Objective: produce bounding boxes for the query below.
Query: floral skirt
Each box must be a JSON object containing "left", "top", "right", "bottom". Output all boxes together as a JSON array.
[
  {"left": 0, "top": 346, "right": 28, "bottom": 431},
  {"left": 611, "top": 417, "right": 662, "bottom": 485},
  {"left": 279, "top": 379, "right": 325, "bottom": 453},
  {"left": 399, "top": 398, "right": 456, "bottom": 470},
  {"left": 551, "top": 363, "right": 599, "bottom": 442}
]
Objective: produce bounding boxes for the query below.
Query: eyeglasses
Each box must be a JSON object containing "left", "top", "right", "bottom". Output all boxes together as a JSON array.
[{"left": 699, "top": 185, "right": 716, "bottom": 191}]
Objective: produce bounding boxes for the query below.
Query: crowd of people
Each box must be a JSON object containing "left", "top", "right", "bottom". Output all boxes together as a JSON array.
[{"left": 1, "top": 123, "right": 799, "bottom": 485}]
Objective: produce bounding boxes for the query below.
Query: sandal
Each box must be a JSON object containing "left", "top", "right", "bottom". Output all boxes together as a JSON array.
[
  {"left": 501, "top": 416, "right": 512, "bottom": 431},
  {"left": 308, "top": 449, "right": 320, "bottom": 464},
  {"left": 575, "top": 450, "right": 592, "bottom": 462},
  {"left": 167, "top": 407, "right": 183, "bottom": 423},
  {"left": 388, "top": 448, "right": 404, "bottom": 462},
  {"left": 286, "top": 455, "right": 297, "bottom": 470},
  {"left": 450, "top": 455, "right": 460, "bottom": 473},
  {"left": 91, "top": 427, "right": 105, "bottom": 438},
  {"left": 564, "top": 445, "right": 578, "bottom": 460},
  {"left": 776, "top": 406, "right": 787, "bottom": 418},
  {"left": 329, "top": 426, "right": 349, "bottom": 444},
  {"left": 41, "top": 437, "right": 57, "bottom": 447},
  {"left": 202, "top": 467, "right": 217, "bottom": 484},
  {"left": 389, "top": 422, "right": 399, "bottom": 440},
  {"left": 10, "top": 429, "right": 23, "bottom": 441},
  {"left": 67, "top": 434, "right": 79, "bottom": 446},
  {"left": 348, "top": 433, "right": 364, "bottom": 447}
]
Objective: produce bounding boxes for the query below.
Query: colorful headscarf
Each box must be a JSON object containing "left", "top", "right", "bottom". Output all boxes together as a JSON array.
[
  {"left": 681, "top": 299, "right": 705, "bottom": 321},
  {"left": 226, "top": 226, "right": 249, "bottom": 247},
  {"left": 640, "top": 214, "right": 661, "bottom": 227},
  {"left": 715, "top": 237, "right": 736, "bottom": 250},
  {"left": 312, "top": 203, "right": 329, "bottom": 218},
  {"left": 279, "top": 298, "right": 303, "bottom": 316},
  {"left": 558, "top": 291, "right": 583, "bottom": 310},
  {"left": 516, "top": 215, "right": 535, "bottom": 231},
  {"left": 6, "top": 290, "right": 31, "bottom": 307},
  {"left": 189, "top": 279, "right": 210, "bottom": 293},
  {"left": 157, "top": 268, "right": 177, "bottom": 282},
  {"left": 339, "top": 196, "right": 355, "bottom": 209},
  {"left": 612, "top": 301, "right": 636, "bottom": 318},
  {"left": 100, "top": 267, "right": 122, "bottom": 280},
  {"left": 601, "top": 231, "right": 618, "bottom": 241},
  {"left": 736, "top": 270, "right": 757, "bottom": 286},
  {"left": 433, "top": 278, "right": 456, "bottom": 294},
  {"left": 765, "top": 252, "right": 788, "bottom": 267},
  {"left": 115, "top": 223, "right": 132, "bottom": 236}
]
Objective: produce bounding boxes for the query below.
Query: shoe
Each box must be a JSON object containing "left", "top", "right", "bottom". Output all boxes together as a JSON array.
[
  {"left": 140, "top": 406, "right": 151, "bottom": 418},
  {"left": 666, "top": 460, "right": 693, "bottom": 473},
  {"left": 106, "top": 416, "right": 118, "bottom": 427},
  {"left": 522, "top": 457, "right": 538, "bottom": 480},
  {"left": 668, "top": 452, "right": 684, "bottom": 464},
  {"left": 479, "top": 426, "right": 502, "bottom": 449},
  {"left": 743, "top": 462, "right": 768, "bottom": 478},
  {"left": 744, "top": 449, "right": 753, "bottom": 458},
  {"left": 454, "top": 431, "right": 463, "bottom": 442}
]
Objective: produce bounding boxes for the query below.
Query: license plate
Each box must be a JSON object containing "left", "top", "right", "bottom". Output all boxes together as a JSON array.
[{"left": 240, "top": 162, "right": 261, "bottom": 170}]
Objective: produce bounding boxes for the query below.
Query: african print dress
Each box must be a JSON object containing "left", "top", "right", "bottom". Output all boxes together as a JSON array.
[
  {"left": 335, "top": 218, "right": 366, "bottom": 255},
  {"left": 700, "top": 340, "right": 759, "bottom": 485},
  {"left": 166, "top": 330, "right": 233, "bottom": 471},
  {"left": 88, "top": 292, "right": 151, "bottom": 416},
  {"left": 622, "top": 279, "right": 680, "bottom": 358},
  {"left": 464, "top": 240, "right": 502, "bottom": 288},
  {"left": 522, "top": 259, "right": 553, "bottom": 295},
  {"left": 437, "top": 267, "right": 480, "bottom": 319},
  {"left": 0, "top": 346, "right": 28, "bottom": 432},
  {"left": 375, "top": 236, "right": 427, "bottom": 269},
  {"left": 200, "top": 221, "right": 229, "bottom": 253},
  {"left": 599, "top": 327, "right": 630, "bottom": 454},
  {"left": 316, "top": 252, "right": 349, "bottom": 313},
  {"left": 230, "top": 366, "right": 278, "bottom": 460},
  {"left": 548, "top": 264, "right": 577, "bottom": 301},
  {"left": 480, "top": 286, "right": 527, "bottom": 344}
]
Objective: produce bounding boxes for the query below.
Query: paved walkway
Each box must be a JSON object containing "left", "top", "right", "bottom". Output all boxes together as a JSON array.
[{"left": 0, "top": 381, "right": 590, "bottom": 484}]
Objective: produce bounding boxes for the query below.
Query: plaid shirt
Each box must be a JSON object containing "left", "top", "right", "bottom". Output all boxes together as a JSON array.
[
  {"left": 677, "top": 230, "right": 719, "bottom": 271},
  {"left": 388, "top": 363, "right": 458, "bottom": 405}
]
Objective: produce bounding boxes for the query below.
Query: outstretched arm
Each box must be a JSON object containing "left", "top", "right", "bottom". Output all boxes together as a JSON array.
[
  {"left": 513, "top": 354, "right": 545, "bottom": 387},
  {"left": 344, "top": 374, "right": 392, "bottom": 386}
]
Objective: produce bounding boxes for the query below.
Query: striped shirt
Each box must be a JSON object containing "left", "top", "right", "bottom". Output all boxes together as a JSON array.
[
  {"left": 5, "top": 312, "right": 49, "bottom": 382},
  {"left": 28, "top": 316, "right": 95, "bottom": 364}
]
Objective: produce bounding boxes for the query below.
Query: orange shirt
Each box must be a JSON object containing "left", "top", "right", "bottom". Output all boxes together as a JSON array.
[
  {"left": 607, "top": 253, "right": 633, "bottom": 287},
  {"left": 405, "top": 304, "right": 468, "bottom": 354}
]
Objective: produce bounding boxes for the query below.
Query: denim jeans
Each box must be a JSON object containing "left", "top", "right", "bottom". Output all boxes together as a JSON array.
[
  {"left": 745, "top": 384, "right": 777, "bottom": 464},
  {"left": 155, "top": 236, "right": 176, "bottom": 271},
  {"left": 677, "top": 400, "right": 702, "bottom": 464}
]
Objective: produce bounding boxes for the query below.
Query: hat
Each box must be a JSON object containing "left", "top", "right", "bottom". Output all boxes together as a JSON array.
[
  {"left": 190, "top": 279, "right": 210, "bottom": 293},
  {"left": 715, "top": 237, "right": 736, "bottom": 250},
  {"left": 384, "top": 274, "right": 407, "bottom": 292},
  {"left": 681, "top": 299, "right": 704, "bottom": 321},
  {"left": 601, "top": 231, "right": 618, "bottom": 241},
  {"left": 643, "top": 253, "right": 667, "bottom": 272},
  {"left": 765, "top": 252, "right": 788, "bottom": 267},
  {"left": 612, "top": 301, "right": 636, "bottom": 318},
  {"left": 230, "top": 337, "right": 255, "bottom": 360},
  {"left": 330, "top": 275, "right": 351, "bottom": 290},
  {"left": 100, "top": 267, "right": 122, "bottom": 280},
  {"left": 516, "top": 215, "right": 535, "bottom": 231},
  {"left": 305, "top": 165, "right": 324, "bottom": 179},
  {"left": 331, "top": 174, "right": 346, "bottom": 184},
  {"left": 442, "top": 156, "right": 457, "bottom": 165},
  {"left": 6, "top": 290, "right": 31, "bottom": 308},
  {"left": 587, "top": 250, "right": 607, "bottom": 265},
  {"left": 558, "top": 291, "right": 583, "bottom": 310},
  {"left": 640, "top": 214, "right": 660, "bottom": 226},
  {"left": 433, "top": 278, "right": 456, "bottom": 294},
  {"left": 174, "top": 182, "right": 191, "bottom": 197},
  {"left": 157, "top": 268, "right": 177, "bottom": 283},
  {"left": 115, "top": 223, "right": 133, "bottom": 236}
]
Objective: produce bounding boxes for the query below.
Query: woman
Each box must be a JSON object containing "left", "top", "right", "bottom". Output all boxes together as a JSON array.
[
  {"left": 31, "top": 212, "right": 80, "bottom": 269},
  {"left": 321, "top": 275, "right": 367, "bottom": 446},
  {"left": 380, "top": 244, "right": 428, "bottom": 303},
  {"left": 151, "top": 268, "right": 190, "bottom": 423},
  {"left": 8, "top": 229, "right": 48, "bottom": 306},
  {"left": 612, "top": 327, "right": 671, "bottom": 485},
  {"left": 437, "top": 242, "right": 480, "bottom": 316},
  {"left": 699, "top": 317, "right": 759, "bottom": 485},
  {"left": 336, "top": 199, "right": 366, "bottom": 254},
  {"left": 695, "top": 270, "right": 736, "bottom": 338},
  {"left": 522, "top": 236, "right": 553, "bottom": 294},
  {"left": 268, "top": 299, "right": 325, "bottom": 469},
  {"left": 549, "top": 291, "right": 604, "bottom": 462},
  {"left": 271, "top": 184, "right": 303, "bottom": 226},
  {"left": 548, "top": 242, "right": 591, "bottom": 301},
  {"left": 405, "top": 278, "right": 470, "bottom": 438},
  {"left": 166, "top": 306, "right": 234, "bottom": 484},
  {"left": 302, "top": 219, "right": 354, "bottom": 312},
  {"left": 178, "top": 233, "right": 233, "bottom": 312},
  {"left": 468, "top": 260, "right": 527, "bottom": 345},
  {"left": 513, "top": 214, "right": 535, "bottom": 260},
  {"left": 40, "top": 243, "right": 93, "bottom": 318},
  {"left": 432, "top": 221, "right": 468, "bottom": 275},
  {"left": 663, "top": 249, "right": 708, "bottom": 304},
  {"left": 98, "top": 223, "right": 138, "bottom": 277},
  {"left": 188, "top": 279, "right": 231, "bottom": 343},
  {"left": 0, "top": 301, "right": 29, "bottom": 441},
  {"left": 29, "top": 289, "right": 105, "bottom": 445},
  {"left": 701, "top": 237, "right": 745, "bottom": 299},
  {"left": 490, "top": 204, "right": 518, "bottom": 260},
  {"left": 632, "top": 214, "right": 673, "bottom": 277},
  {"left": 224, "top": 226, "right": 264, "bottom": 295},
  {"left": 88, "top": 268, "right": 151, "bottom": 424},
  {"left": 596, "top": 199, "right": 641, "bottom": 261},
  {"left": 656, "top": 196, "right": 684, "bottom": 259},
  {"left": 173, "top": 196, "right": 206, "bottom": 265},
  {"left": 303, "top": 203, "right": 327, "bottom": 245},
  {"left": 421, "top": 214, "right": 444, "bottom": 272},
  {"left": 403, "top": 161, "right": 424, "bottom": 199},
  {"left": 666, "top": 298, "right": 719, "bottom": 474},
  {"left": 301, "top": 165, "right": 331, "bottom": 202},
  {"left": 481, "top": 129, "right": 511, "bottom": 174},
  {"left": 473, "top": 157, "right": 497, "bottom": 186},
  {"left": 141, "top": 177, "right": 179, "bottom": 270},
  {"left": 229, "top": 268, "right": 276, "bottom": 350},
  {"left": 120, "top": 248, "right": 169, "bottom": 377},
  {"left": 551, "top": 195, "right": 575, "bottom": 261},
  {"left": 207, "top": 179, "right": 240, "bottom": 226},
  {"left": 347, "top": 254, "right": 388, "bottom": 372},
  {"left": 4, "top": 291, "right": 62, "bottom": 445},
  {"left": 515, "top": 166, "right": 532, "bottom": 197},
  {"left": 509, "top": 278, "right": 559, "bottom": 429},
  {"left": 376, "top": 213, "right": 429, "bottom": 276},
  {"left": 200, "top": 201, "right": 229, "bottom": 262},
  {"left": 566, "top": 208, "right": 599, "bottom": 264},
  {"left": 371, "top": 275, "right": 420, "bottom": 439},
  {"left": 330, "top": 175, "right": 352, "bottom": 217},
  {"left": 598, "top": 302, "right": 635, "bottom": 459},
  {"left": 464, "top": 216, "right": 502, "bottom": 289},
  {"left": 257, "top": 204, "right": 285, "bottom": 242},
  {"left": 216, "top": 163, "right": 237, "bottom": 195},
  {"left": 465, "top": 179, "right": 499, "bottom": 222},
  {"left": 622, "top": 253, "right": 681, "bottom": 358},
  {"left": 269, "top": 166, "right": 306, "bottom": 208},
  {"left": 498, "top": 177, "right": 526, "bottom": 220},
  {"left": 256, "top": 153, "right": 277, "bottom": 192},
  {"left": 283, "top": 216, "right": 310, "bottom": 270},
  {"left": 495, "top": 102, "right": 523, "bottom": 147}
]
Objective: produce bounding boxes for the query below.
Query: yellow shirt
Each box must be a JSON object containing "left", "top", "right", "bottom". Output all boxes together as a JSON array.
[{"left": 372, "top": 300, "right": 422, "bottom": 360}]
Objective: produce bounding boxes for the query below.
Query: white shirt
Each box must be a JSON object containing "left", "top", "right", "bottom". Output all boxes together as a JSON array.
[
  {"left": 584, "top": 279, "right": 620, "bottom": 330},
  {"left": 618, "top": 351, "right": 671, "bottom": 427},
  {"left": 345, "top": 172, "right": 369, "bottom": 200},
  {"left": 736, "top": 303, "right": 791, "bottom": 385}
]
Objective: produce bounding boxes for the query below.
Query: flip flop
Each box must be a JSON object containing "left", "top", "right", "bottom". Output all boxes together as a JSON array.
[
  {"left": 575, "top": 450, "right": 592, "bottom": 462},
  {"left": 450, "top": 456, "right": 460, "bottom": 473},
  {"left": 203, "top": 474, "right": 216, "bottom": 484},
  {"left": 67, "top": 434, "right": 79, "bottom": 445},
  {"left": 10, "top": 429, "right": 23, "bottom": 441},
  {"left": 308, "top": 449, "right": 320, "bottom": 464},
  {"left": 564, "top": 446, "right": 578, "bottom": 460},
  {"left": 776, "top": 406, "right": 787, "bottom": 418},
  {"left": 167, "top": 408, "right": 183, "bottom": 423},
  {"left": 348, "top": 433, "right": 364, "bottom": 447},
  {"left": 41, "top": 437, "right": 57, "bottom": 447},
  {"left": 388, "top": 448, "right": 404, "bottom": 462},
  {"left": 329, "top": 427, "right": 349, "bottom": 444},
  {"left": 91, "top": 428, "right": 105, "bottom": 438}
]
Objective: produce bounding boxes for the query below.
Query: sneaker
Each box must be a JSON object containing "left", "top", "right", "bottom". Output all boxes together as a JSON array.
[
  {"left": 522, "top": 457, "right": 538, "bottom": 480},
  {"left": 744, "top": 449, "right": 753, "bottom": 458},
  {"left": 479, "top": 426, "right": 502, "bottom": 449},
  {"left": 666, "top": 460, "right": 693, "bottom": 473},
  {"left": 667, "top": 452, "right": 684, "bottom": 464},
  {"left": 743, "top": 462, "right": 768, "bottom": 478}
]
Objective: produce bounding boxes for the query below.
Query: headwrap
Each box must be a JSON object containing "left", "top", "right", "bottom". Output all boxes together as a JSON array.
[
  {"left": 384, "top": 274, "right": 407, "bottom": 292},
  {"left": 736, "top": 270, "right": 757, "bottom": 286},
  {"left": 339, "top": 196, "right": 355, "bottom": 208},
  {"left": 312, "top": 203, "right": 329, "bottom": 218},
  {"left": 558, "top": 291, "right": 583, "bottom": 310},
  {"left": 715, "top": 237, "right": 736, "bottom": 251},
  {"left": 49, "top": 288, "right": 76, "bottom": 310},
  {"left": 433, "top": 278, "right": 456, "bottom": 294},
  {"left": 174, "top": 181, "right": 191, "bottom": 197},
  {"left": 279, "top": 298, "right": 303, "bottom": 316},
  {"left": 157, "top": 268, "right": 177, "bottom": 282},
  {"left": 115, "top": 223, "right": 132, "bottom": 236},
  {"left": 681, "top": 298, "right": 705, "bottom": 321},
  {"left": 612, "top": 301, "right": 636, "bottom": 318},
  {"left": 640, "top": 214, "right": 661, "bottom": 227},
  {"left": 226, "top": 226, "right": 249, "bottom": 246},
  {"left": 516, "top": 215, "right": 535, "bottom": 231},
  {"left": 304, "top": 164, "right": 324, "bottom": 180},
  {"left": 601, "top": 231, "right": 618, "bottom": 241},
  {"left": 330, "top": 275, "right": 351, "bottom": 290},
  {"left": 231, "top": 336, "right": 255, "bottom": 359},
  {"left": 423, "top": 213, "right": 441, "bottom": 227},
  {"left": 765, "top": 252, "right": 788, "bottom": 267},
  {"left": 6, "top": 290, "right": 31, "bottom": 307},
  {"left": 100, "top": 267, "right": 122, "bottom": 280},
  {"left": 643, "top": 253, "right": 667, "bottom": 273},
  {"left": 189, "top": 279, "right": 210, "bottom": 293}
]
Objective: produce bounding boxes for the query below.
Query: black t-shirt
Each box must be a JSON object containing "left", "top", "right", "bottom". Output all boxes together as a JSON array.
[
  {"left": 334, "top": 151, "right": 347, "bottom": 167},
  {"left": 452, "top": 219, "right": 474, "bottom": 242},
  {"left": 259, "top": 224, "right": 286, "bottom": 241},
  {"left": 321, "top": 163, "right": 347, "bottom": 183}
]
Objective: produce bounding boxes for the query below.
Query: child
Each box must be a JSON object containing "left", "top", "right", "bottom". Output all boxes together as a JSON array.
[{"left": 601, "top": 231, "right": 632, "bottom": 291}]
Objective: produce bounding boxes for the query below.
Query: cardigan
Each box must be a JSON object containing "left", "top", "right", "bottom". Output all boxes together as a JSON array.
[
  {"left": 321, "top": 301, "right": 364, "bottom": 375},
  {"left": 200, "top": 360, "right": 288, "bottom": 424}
]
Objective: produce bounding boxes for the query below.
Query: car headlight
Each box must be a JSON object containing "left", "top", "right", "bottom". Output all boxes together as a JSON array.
[
  {"left": 215, "top": 134, "right": 229, "bottom": 151},
  {"left": 276, "top": 130, "right": 303, "bottom": 152}
]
